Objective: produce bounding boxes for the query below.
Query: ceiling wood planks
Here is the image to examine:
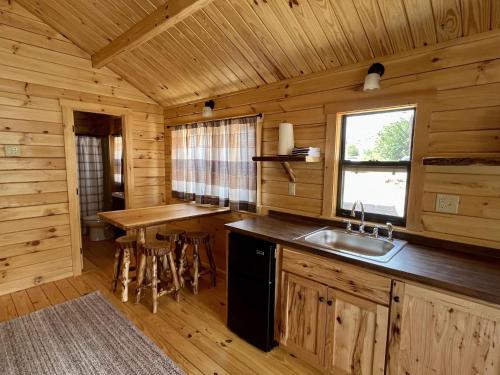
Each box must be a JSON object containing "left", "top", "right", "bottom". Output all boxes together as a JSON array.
[
  {"left": 431, "top": 0, "right": 463, "bottom": 43},
  {"left": 461, "top": 0, "right": 492, "bottom": 36},
  {"left": 14, "top": 0, "right": 500, "bottom": 107},
  {"left": 403, "top": 0, "right": 438, "bottom": 47},
  {"left": 92, "top": 0, "right": 214, "bottom": 68}
]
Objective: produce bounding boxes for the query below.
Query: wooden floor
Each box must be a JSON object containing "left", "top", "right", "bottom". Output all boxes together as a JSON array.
[{"left": 0, "top": 239, "right": 320, "bottom": 375}]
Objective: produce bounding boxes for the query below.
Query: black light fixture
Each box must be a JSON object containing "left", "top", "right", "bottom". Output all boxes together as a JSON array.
[
  {"left": 363, "top": 63, "right": 385, "bottom": 91},
  {"left": 202, "top": 99, "right": 215, "bottom": 118}
]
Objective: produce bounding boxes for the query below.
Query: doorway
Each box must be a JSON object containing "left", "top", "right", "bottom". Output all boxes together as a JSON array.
[
  {"left": 61, "top": 100, "right": 135, "bottom": 276},
  {"left": 73, "top": 111, "right": 125, "bottom": 271}
]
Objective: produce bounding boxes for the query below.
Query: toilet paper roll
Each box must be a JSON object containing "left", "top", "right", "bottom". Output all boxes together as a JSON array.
[{"left": 278, "top": 122, "right": 294, "bottom": 155}]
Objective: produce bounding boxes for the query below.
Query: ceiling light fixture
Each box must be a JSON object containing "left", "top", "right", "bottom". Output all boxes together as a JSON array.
[
  {"left": 363, "top": 63, "right": 385, "bottom": 91},
  {"left": 202, "top": 100, "right": 215, "bottom": 118}
]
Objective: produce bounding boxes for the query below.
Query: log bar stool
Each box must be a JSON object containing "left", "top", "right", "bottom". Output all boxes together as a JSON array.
[
  {"left": 156, "top": 229, "right": 186, "bottom": 265},
  {"left": 179, "top": 232, "right": 216, "bottom": 294},
  {"left": 111, "top": 235, "right": 137, "bottom": 302},
  {"left": 135, "top": 240, "right": 180, "bottom": 314}
]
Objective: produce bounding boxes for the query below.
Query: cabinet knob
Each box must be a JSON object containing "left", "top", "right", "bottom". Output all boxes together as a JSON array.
[
  {"left": 327, "top": 300, "right": 333, "bottom": 306},
  {"left": 319, "top": 296, "right": 325, "bottom": 303}
]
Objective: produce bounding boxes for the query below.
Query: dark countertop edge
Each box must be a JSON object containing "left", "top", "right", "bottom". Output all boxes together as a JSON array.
[
  {"left": 268, "top": 209, "right": 500, "bottom": 259},
  {"left": 225, "top": 221, "right": 500, "bottom": 306}
]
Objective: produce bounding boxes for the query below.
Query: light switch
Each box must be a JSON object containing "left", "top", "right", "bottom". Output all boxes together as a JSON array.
[
  {"left": 435, "top": 193, "right": 460, "bottom": 214},
  {"left": 4, "top": 145, "right": 21, "bottom": 157}
]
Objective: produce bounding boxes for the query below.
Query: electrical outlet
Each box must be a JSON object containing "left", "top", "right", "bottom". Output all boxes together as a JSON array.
[
  {"left": 4, "top": 145, "right": 21, "bottom": 157},
  {"left": 435, "top": 194, "right": 460, "bottom": 214},
  {"left": 288, "top": 182, "right": 296, "bottom": 196}
]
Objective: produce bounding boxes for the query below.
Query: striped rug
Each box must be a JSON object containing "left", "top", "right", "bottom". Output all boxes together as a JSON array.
[{"left": 0, "top": 291, "right": 184, "bottom": 375}]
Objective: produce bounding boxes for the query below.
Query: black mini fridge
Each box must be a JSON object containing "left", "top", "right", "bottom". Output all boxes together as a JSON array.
[{"left": 227, "top": 232, "right": 277, "bottom": 352}]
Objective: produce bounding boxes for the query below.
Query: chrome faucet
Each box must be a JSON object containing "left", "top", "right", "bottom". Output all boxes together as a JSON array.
[
  {"left": 386, "top": 222, "right": 393, "bottom": 240},
  {"left": 350, "top": 200, "right": 365, "bottom": 233}
]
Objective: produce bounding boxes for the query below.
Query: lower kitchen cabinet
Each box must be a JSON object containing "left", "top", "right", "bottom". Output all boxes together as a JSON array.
[
  {"left": 279, "top": 272, "right": 327, "bottom": 368},
  {"left": 325, "top": 288, "right": 388, "bottom": 375},
  {"left": 278, "top": 247, "right": 500, "bottom": 374},
  {"left": 387, "top": 281, "right": 500, "bottom": 375},
  {"left": 280, "top": 271, "right": 388, "bottom": 373}
]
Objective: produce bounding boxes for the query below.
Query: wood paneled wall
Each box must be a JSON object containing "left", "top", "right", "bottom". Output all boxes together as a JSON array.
[
  {"left": 0, "top": 1, "right": 164, "bottom": 295},
  {"left": 164, "top": 30, "right": 500, "bottom": 252}
]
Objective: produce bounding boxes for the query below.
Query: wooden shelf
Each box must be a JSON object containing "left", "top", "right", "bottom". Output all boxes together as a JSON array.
[
  {"left": 252, "top": 155, "right": 321, "bottom": 163},
  {"left": 252, "top": 155, "right": 322, "bottom": 182},
  {"left": 423, "top": 157, "right": 500, "bottom": 166}
]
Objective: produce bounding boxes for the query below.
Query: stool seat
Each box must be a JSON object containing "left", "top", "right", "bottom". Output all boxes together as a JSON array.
[
  {"left": 142, "top": 240, "right": 172, "bottom": 256},
  {"left": 115, "top": 235, "right": 137, "bottom": 246},
  {"left": 185, "top": 232, "right": 210, "bottom": 244},
  {"left": 156, "top": 229, "right": 186, "bottom": 242}
]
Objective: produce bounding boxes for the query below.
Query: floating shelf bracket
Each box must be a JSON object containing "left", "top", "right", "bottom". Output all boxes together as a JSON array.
[
  {"left": 280, "top": 161, "right": 296, "bottom": 182},
  {"left": 422, "top": 156, "right": 500, "bottom": 166},
  {"left": 252, "top": 155, "right": 321, "bottom": 183}
]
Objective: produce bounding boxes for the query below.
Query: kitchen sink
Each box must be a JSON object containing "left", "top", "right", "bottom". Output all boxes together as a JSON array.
[{"left": 296, "top": 227, "right": 406, "bottom": 262}]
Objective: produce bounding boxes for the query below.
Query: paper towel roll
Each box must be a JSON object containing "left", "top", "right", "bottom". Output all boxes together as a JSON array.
[{"left": 278, "top": 122, "right": 294, "bottom": 155}]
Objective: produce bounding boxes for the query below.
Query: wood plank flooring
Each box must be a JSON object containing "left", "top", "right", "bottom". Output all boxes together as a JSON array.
[{"left": 0, "top": 239, "right": 320, "bottom": 375}]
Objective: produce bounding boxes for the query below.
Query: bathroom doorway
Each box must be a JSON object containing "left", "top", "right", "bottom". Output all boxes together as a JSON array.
[
  {"left": 73, "top": 111, "right": 126, "bottom": 271},
  {"left": 61, "top": 100, "right": 135, "bottom": 276}
]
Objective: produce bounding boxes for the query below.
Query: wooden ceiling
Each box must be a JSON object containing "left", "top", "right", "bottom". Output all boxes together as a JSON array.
[{"left": 17, "top": 0, "right": 500, "bottom": 107}]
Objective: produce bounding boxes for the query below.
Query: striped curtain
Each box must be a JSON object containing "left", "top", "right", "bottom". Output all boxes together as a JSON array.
[
  {"left": 76, "top": 136, "right": 104, "bottom": 219},
  {"left": 171, "top": 116, "right": 257, "bottom": 212}
]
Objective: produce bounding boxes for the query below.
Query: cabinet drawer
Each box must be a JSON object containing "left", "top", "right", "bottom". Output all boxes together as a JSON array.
[{"left": 282, "top": 247, "right": 391, "bottom": 305}]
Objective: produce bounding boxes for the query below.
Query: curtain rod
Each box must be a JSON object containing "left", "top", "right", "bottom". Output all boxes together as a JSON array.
[{"left": 166, "top": 113, "right": 262, "bottom": 128}]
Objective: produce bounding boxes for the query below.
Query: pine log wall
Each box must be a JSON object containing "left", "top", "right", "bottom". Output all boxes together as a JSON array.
[
  {"left": 0, "top": 1, "right": 165, "bottom": 295},
  {"left": 164, "top": 30, "right": 500, "bottom": 253}
]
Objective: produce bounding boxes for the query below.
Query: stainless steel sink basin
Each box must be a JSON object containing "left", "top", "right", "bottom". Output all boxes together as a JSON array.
[{"left": 297, "top": 227, "right": 406, "bottom": 262}]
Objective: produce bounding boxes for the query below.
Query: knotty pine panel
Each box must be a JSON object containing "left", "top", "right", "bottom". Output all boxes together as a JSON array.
[
  {"left": 164, "top": 32, "right": 500, "bottom": 251},
  {"left": 0, "top": 1, "right": 165, "bottom": 294}
]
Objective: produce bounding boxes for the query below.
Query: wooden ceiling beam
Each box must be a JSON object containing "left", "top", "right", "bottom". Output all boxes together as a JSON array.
[{"left": 91, "top": 0, "right": 213, "bottom": 68}]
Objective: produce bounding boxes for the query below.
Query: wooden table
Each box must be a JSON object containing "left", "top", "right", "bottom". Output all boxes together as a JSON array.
[{"left": 98, "top": 203, "right": 230, "bottom": 301}]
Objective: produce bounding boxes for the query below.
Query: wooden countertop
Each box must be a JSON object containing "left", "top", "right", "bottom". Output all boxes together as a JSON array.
[
  {"left": 225, "top": 215, "right": 500, "bottom": 305},
  {"left": 98, "top": 203, "right": 230, "bottom": 230}
]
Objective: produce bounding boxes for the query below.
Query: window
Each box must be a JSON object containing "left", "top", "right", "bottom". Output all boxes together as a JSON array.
[
  {"left": 336, "top": 107, "right": 415, "bottom": 226},
  {"left": 112, "top": 135, "right": 123, "bottom": 190},
  {"left": 171, "top": 116, "right": 258, "bottom": 212}
]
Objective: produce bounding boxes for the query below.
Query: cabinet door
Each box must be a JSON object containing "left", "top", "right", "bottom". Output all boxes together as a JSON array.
[
  {"left": 325, "top": 288, "right": 388, "bottom": 375},
  {"left": 387, "top": 281, "right": 500, "bottom": 375},
  {"left": 280, "top": 272, "right": 327, "bottom": 367}
]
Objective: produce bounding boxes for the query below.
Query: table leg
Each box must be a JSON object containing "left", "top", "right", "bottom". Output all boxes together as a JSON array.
[
  {"left": 168, "top": 252, "right": 181, "bottom": 302},
  {"left": 135, "top": 253, "right": 146, "bottom": 304},
  {"left": 136, "top": 227, "right": 146, "bottom": 246},
  {"left": 178, "top": 243, "right": 188, "bottom": 289},
  {"left": 135, "top": 227, "right": 147, "bottom": 304}
]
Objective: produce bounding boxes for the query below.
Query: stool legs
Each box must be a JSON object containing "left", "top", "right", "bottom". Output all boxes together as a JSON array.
[
  {"left": 191, "top": 244, "right": 200, "bottom": 295},
  {"left": 111, "top": 246, "right": 123, "bottom": 292},
  {"left": 120, "top": 248, "right": 131, "bottom": 302},
  {"left": 135, "top": 253, "right": 147, "bottom": 304},
  {"left": 205, "top": 238, "right": 217, "bottom": 287},
  {"left": 178, "top": 243, "right": 188, "bottom": 288},
  {"left": 151, "top": 256, "right": 158, "bottom": 314},
  {"left": 136, "top": 251, "right": 180, "bottom": 313},
  {"left": 179, "top": 234, "right": 217, "bottom": 294},
  {"left": 167, "top": 252, "right": 181, "bottom": 302}
]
